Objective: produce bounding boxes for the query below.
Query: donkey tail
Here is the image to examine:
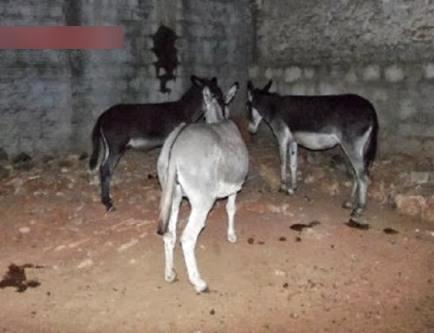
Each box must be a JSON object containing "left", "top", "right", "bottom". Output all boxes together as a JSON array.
[
  {"left": 89, "top": 118, "right": 102, "bottom": 171},
  {"left": 365, "top": 110, "right": 379, "bottom": 169},
  {"left": 157, "top": 123, "right": 187, "bottom": 235}
]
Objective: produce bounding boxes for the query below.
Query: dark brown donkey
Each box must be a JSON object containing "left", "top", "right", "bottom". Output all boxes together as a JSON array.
[
  {"left": 89, "top": 76, "right": 224, "bottom": 212},
  {"left": 247, "top": 80, "right": 379, "bottom": 219}
]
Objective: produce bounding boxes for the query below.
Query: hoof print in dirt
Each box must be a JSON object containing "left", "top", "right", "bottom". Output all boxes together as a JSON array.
[{"left": 345, "top": 219, "right": 370, "bottom": 230}]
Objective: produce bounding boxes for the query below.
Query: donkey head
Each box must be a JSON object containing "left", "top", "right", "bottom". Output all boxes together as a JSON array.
[
  {"left": 190, "top": 75, "right": 226, "bottom": 120},
  {"left": 202, "top": 82, "right": 239, "bottom": 123},
  {"left": 246, "top": 80, "right": 272, "bottom": 134},
  {"left": 191, "top": 76, "right": 225, "bottom": 105}
]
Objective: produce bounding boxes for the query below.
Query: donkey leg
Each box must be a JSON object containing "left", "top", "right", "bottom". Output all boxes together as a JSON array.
[
  {"left": 342, "top": 180, "right": 357, "bottom": 210},
  {"left": 226, "top": 193, "right": 237, "bottom": 243},
  {"left": 163, "top": 185, "right": 182, "bottom": 283},
  {"left": 340, "top": 143, "right": 361, "bottom": 211},
  {"left": 99, "top": 150, "right": 122, "bottom": 212},
  {"left": 288, "top": 142, "right": 298, "bottom": 194},
  {"left": 278, "top": 138, "right": 290, "bottom": 193},
  {"left": 344, "top": 152, "right": 368, "bottom": 217},
  {"left": 353, "top": 168, "right": 368, "bottom": 218},
  {"left": 342, "top": 132, "right": 371, "bottom": 217},
  {"left": 181, "top": 203, "right": 212, "bottom": 293}
]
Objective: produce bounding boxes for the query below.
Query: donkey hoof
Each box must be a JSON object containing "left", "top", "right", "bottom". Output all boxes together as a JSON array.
[
  {"left": 165, "top": 269, "right": 177, "bottom": 283},
  {"left": 287, "top": 188, "right": 296, "bottom": 195},
  {"left": 194, "top": 280, "right": 208, "bottom": 294},
  {"left": 350, "top": 209, "right": 366, "bottom": 224},
  {"left": 279, "top": 185, "right": 287, "bottom": 193},
  {"left": 105, "top": 205, "right": 116, "bottom": 213},
  {"left": 349, "top": 214, "right": 367, "bottom": 225},
  {"left": 342, "top": 201, "right": 353, "bottom": 209},
  {"left": 195, "top": 285, "right": 209, "bottom": 294},
  {"left": 227, "top": 233, "right": 237, "bottom": 243},
  {"left": 351, "top": 208, "right": 363, "bottom": 218},
  {"left": 103, "top": 200, "right": 116, "bottom": 213}
]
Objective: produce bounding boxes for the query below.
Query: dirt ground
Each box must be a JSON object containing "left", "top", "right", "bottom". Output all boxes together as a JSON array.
[{"left": 0, "top": 137, "right": 433, "bottom": 333}]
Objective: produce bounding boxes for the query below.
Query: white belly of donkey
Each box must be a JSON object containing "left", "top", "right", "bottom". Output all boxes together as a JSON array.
[{"left": 293, "top": 132, "right": 339, "bottom": 150}]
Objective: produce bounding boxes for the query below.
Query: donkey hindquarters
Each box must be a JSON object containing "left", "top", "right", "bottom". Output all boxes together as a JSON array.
[{"left": 157, "top": 122, "right": 249, "bottom": 293}]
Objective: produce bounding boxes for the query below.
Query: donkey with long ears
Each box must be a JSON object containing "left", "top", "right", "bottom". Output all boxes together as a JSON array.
[
  {"left": 156, "top": 81, "right": 248, "bottom": 293},
  {"left": 89, "top": 75, "right": 225, "bottom": 212},
  {"left": 247, "top": 80, "right": 378, "bottom": 218}
]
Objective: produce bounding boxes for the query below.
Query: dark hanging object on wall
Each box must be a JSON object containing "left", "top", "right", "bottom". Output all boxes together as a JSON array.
[{"left": 151, "top": 25, "right": 178, "bottom": 93}]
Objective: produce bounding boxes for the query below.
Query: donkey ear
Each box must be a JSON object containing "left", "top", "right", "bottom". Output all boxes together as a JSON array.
[
  {"left": 247, "top": 81, "right": 254, "bottom": 91},
  {"left": 202, "top": 86, "right": 213, "bottom": 105},
  {"left": 225, "top": 82, "right": 239, "bottom": 105},
  {"left": 262, "top": 80, "right": 272, "bottom": 92},
  {"left": 211, "top": 77, "right": 218, "bottom": 85},
  {"left": 191, "top": 75, "right": 204, "bottom": 87}
]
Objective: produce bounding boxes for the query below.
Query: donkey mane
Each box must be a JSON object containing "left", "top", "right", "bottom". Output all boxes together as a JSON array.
[{"left": 254, "top": 88, "right": 280, "bottom": 97}]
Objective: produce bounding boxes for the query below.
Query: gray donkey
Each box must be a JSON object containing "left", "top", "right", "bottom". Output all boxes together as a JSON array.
[{"left": 156, "top": 82, "right": 248, "bottom": 293}]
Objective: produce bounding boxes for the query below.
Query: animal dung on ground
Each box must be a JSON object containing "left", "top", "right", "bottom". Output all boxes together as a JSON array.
[
  {"left": 0, "top": 263, "right": 43, "bottom": 293},
  {"left": 289, "top": 220, "right": 321, "bottom": 232},
  {"left": 383, "top": 227, "right": 399, "bottom": 235},
  {"left": 247, "top": 237, "right": 265, "bottom": 245},
  {"left": 345, "top": 219, "right": 370, "bottom": 230}
]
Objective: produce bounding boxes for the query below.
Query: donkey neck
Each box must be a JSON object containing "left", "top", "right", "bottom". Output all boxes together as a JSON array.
[
  {"left": 258, "top": 93, "right": 280, "bottom": 122},
  {"left": 204, "top": 107, "right": 225, "bottom": 123},
  {"left": 179, "top": 86, "right": 203, "bottom": 121}
]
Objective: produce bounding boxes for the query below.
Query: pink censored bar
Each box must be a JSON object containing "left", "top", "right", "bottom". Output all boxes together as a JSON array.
[{"left": 0, "top": 26, "right": 124, "bottom": 49}]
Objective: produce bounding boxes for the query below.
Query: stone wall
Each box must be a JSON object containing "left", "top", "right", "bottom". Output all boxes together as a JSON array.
[
  {"left": 0, "top": 1, "right": 72, "bottom": 155},
  {"left": 250, "top": 0, "right": 434, "bottom": 157},
  {"left": 3, "top": 0, "right": 434, "bottom": 158},
  {"left": 0, "top": 0, "right": 250, "bottom": 157}
]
